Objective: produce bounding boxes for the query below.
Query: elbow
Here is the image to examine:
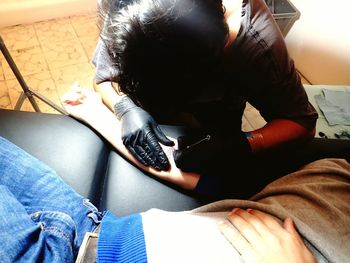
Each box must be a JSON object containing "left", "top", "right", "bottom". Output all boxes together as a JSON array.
[
  {"left": 309, "top": 127, "right": 316, "bottom": 139},
  {"left": 299, "top": 123, "right": 316, "bottom": 145},
  {"left": 304, "top": 127, "right": 316, "bottom": 142},
  {"left": 305, "top": 118, "right": 317, "bottom": 140}
]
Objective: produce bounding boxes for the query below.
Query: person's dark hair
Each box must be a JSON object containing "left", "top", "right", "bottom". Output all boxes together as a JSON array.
[{"left": 99, "top": 0, "right": 229, "bottom": 110}]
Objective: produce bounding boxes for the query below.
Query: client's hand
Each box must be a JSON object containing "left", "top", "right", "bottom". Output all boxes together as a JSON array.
[{"left": 218, "top": 208, "right": 316, "bottom": 263}]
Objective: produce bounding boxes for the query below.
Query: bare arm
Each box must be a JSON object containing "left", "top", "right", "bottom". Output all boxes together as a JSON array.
[
  {"left": 62, "top": 86, "right": 200, "bottom": 190},
  {"left": 93, "top": 80, "right": 125, "bottom": 112}
]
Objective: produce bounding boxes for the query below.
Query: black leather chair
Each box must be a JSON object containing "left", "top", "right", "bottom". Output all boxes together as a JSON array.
[
  {"left": 0, "top": 109, "right": 206, "bottom": 216},
  {"left": 2, "top": 109, "right": 349, "bottom": 216}
]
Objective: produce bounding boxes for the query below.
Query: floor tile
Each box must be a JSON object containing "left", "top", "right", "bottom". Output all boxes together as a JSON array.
[
  {"left": 0, "top": 24, "right": 40, "bottom": 51},
  {"left": 0, "top": 58, "right": 4, "bottom": 81},
  {"left": 41, "top": 38, "right": 88, "bottom": 70},
  {"left": 34, "top": 17, "right": 77, "bottom": 43},
  {"left": 50, "top": 63, "right": 95, "bottom": 99},
  {"left": 0, "top": 14, "right": 100, "bottom": 114},
  {"left": 1, "top": 46, "right": 49, "bottom": 80},
  {"left": 70, "top": 13, "right": 99, "bottom": 38},
  {"left": 0, "top": 81, "right": 12, "bottom": 109},
  {"left": 79, "top": 36, "right": 99, "bottom": 61},
  {"left": 6, "top": 71, "right": 61, "bottom": 114}
]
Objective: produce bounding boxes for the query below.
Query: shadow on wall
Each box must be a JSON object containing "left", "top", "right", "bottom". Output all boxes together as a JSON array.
[
  {"left": 285, "top": 0, "right": 350, "bottom": 85},
  {"left": 291, "top": 45, "right": 350, "bottom": 85}
]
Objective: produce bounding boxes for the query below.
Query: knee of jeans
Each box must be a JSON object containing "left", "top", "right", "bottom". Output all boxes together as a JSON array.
[
  {"left": 30, "top": 211, "right": 77, "bottom": 261},
  {"left": 31, "top": 211, "right": 76, "bottom": 244}
]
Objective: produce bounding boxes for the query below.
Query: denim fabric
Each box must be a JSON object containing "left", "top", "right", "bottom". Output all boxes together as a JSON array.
[{"left": 0, "top": 137, "right": 102, "bottom": 263}]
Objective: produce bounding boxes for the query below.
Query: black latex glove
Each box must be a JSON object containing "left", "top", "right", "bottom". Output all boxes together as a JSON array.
[
  {"left": 173, "top": 131, "right": 252, "bottom": 174},
  {"left": 114, "top": 96, "right": 174, "bottom": 171}
]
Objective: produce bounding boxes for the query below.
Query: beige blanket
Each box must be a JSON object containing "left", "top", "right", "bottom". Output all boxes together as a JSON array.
[{"left": 143, "top": 159, "right": 350, "bottom": 262}]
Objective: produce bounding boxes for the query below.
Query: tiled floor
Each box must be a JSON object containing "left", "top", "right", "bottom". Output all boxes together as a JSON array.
[
  {"left": 0, "top": 13, "right": 267, "bottom": 130},
  {"left": 0, "top": 13, "right": 99, "bottom": 114}
]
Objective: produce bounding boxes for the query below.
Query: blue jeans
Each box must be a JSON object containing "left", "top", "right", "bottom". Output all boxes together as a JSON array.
[{"left": 0, "top": 137, "right": 102, "bottom": 263}]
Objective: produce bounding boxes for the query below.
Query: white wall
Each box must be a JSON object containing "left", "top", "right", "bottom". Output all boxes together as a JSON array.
[
  {"left": 285, "top": 0, "right": 350, "bottom": 85},
  {"left": 0, "top": 0, "right": 97, "bottom": 28}
]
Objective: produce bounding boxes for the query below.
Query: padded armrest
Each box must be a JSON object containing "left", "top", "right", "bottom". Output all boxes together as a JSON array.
[
  {"left": 3, "top": 109, "right": 347, "bottom": 216},
  {"left": 100, "top": 124, "right": 207, "bottom": 216},
  {"left": 0, "top": 109, "right": 109, "bottom": 205},
  {"left": 101, "top": 151, "right": 206, "bottom": 216}
]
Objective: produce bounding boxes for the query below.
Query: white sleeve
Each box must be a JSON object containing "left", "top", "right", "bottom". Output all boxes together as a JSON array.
[{"left": 141, "top": 209, "right": 242, "bottom": 263}]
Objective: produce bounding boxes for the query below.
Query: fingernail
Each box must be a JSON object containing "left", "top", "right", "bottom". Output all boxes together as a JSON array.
[
  {"left": 228, "top": 208, "right": 238, "bottom": 216},
  {"left": 247, "top": 208, "right": 253, "bottom": 213}
]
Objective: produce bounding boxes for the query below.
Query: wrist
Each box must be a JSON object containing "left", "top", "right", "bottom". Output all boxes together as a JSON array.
[
  {"left": 84, "top": 104, "right": 112, "bottom": 125},
  {"left": 113, "top": 96, "right": 137, "bottom": 120}
]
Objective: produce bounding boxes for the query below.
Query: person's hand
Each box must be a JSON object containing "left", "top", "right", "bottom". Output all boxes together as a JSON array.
[
  {"left": 218, "top": 208, "right": 317, "bottom": 263},
  {"left": 61, "top": 84, "right": 104, "bottom": 122},
  {"left": 114, "top": 96, "right": 174, "bottom": 171}
]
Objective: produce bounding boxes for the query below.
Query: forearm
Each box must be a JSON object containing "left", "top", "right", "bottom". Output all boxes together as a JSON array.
[
  {"left": 247, "top": 119, "right": 315, "bottom": 153},
  {"left": 83, "top": 103, "right": 200, "bottom": 190},
  {"left": 93, "top": 80, "right": 125, "bottom": 111}
]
